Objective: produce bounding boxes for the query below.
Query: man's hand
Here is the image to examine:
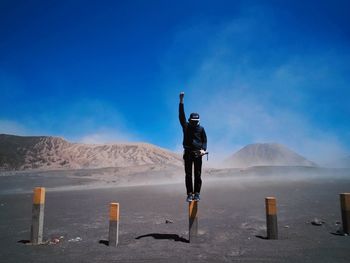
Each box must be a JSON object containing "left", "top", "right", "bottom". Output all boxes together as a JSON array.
[
  {"left": 179, "top": 92, "right": 184, "bottom": 103},
  {"left": 200, "top": 149, "right": 206, "bottom": 156}
]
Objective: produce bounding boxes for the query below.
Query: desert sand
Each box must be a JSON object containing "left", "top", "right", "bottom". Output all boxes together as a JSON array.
[{"left": 0, "top": 166, "right": 350, "bottom": 262}]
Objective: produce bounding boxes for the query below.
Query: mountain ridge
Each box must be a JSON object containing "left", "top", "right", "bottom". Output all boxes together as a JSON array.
[
  {"left": 0, "top": 134, "right": 182, "bottom": 171},
  {"left": 224, "top": 143, "right": 317, "bottom": 168}
]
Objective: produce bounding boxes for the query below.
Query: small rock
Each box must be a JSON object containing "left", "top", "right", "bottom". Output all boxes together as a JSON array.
[
  {"left": 311, "top": 218, "right": 324, "bottom": 226},
  {"left": 49, "top": 238, "right": 60, "bottom": 245},
  {"left": 68, "top": 237, "right": 82, "bottom": 242}
]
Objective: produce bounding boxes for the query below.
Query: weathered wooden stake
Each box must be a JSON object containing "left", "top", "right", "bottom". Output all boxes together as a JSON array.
[
  {"left": 30, "top": 187, "right": 45, "bottom": 244},
  {"left": 265, "top": 197, "right": 278, "bottom": 240},
  {"left": 189, "top": 201, "right": 198, "bottom": 243},
  {"left": 340, "top": 193, "right": 350, "bottom": 234},
  {"left": 109, "top": 202, "right": 119, "bottom": 246}
]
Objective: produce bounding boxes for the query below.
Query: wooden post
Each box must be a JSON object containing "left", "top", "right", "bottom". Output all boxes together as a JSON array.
[
  {"left": 340, "top": 193, "right": 350, "bottom": 234},
  {"left": 189, "top": 201, "right": 198, "bottom": 243},
  {"left": 265, "top": 197, "right": 278, "bottom": 239},
  {"left": 30, "top": 187, "right": 45, "bottom": 244},
  {"left": 109, "top": 202, "right": 120, "bottom": 246}
]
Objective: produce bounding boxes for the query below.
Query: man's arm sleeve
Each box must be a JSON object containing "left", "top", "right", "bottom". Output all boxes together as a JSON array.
[
  {"left": 179, "top": 103, "right": 187, "bottom": 128},
  {"left": 202, "top": 128, "right": 207, "bottom": 151}
]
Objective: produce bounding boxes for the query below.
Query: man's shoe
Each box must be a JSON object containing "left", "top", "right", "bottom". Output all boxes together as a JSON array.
[
  {"left": 193, "top": 193, "right": 200, "bottom": 201},
  {"left": 186, "top": 194, "right": 193, "bottom": 202}
]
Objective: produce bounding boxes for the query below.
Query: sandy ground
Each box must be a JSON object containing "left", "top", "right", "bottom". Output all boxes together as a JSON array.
[{"left": 0, "top": 167, "right": 350, "bottom": 262}]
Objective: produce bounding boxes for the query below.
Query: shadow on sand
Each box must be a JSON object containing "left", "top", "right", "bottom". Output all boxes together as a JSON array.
[
  {"left": 330, "top": 231, "right": 348, "bottom": 236},
  {"left": 135, "top": 233, "right": 189, "bottom": 243},
  {"left": 17, "top": 240, "right": 31, "bottom": 244},
  {"left": 98, "top": 240, "right": 109, "bottom": 246},
  {"left": 255, "top": 235, "right": 268, "bottom": 240}
]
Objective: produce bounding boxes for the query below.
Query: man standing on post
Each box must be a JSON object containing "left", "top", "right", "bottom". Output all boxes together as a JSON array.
[{"left": 179, "top": 92, "right": 207, "bottom": 202}]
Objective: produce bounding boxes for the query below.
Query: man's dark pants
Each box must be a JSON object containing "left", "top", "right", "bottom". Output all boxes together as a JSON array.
[{"left": 183, "top": 150, "right": 202, "bottom": 194}]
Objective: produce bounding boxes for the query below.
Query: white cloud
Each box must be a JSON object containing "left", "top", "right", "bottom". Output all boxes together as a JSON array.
[
  {"left": 164, "top": 16, "right": 350, "bottom": 165},
  {"left": 190, "top": 62, "right": 349, "bottom": 165},
  {"left": 79, "top": 129, "right": 137, "bottom": 144},
  {"left": 0, "top": 97, "right": 141, "bottom": 146},
  {"left": 0, "top": 119, "right": 28, "bottom": 135}
]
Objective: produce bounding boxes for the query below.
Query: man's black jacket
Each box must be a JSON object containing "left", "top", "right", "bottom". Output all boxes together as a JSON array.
[{"left": 179, "top": 103, "right": 207, "bottom": 151}]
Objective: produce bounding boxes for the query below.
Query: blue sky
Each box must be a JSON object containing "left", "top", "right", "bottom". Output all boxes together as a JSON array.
[{"left": 1, "top": 0, "right": 349, "bottom": 164}]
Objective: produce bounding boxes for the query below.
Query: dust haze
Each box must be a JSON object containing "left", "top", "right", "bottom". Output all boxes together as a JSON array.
[{"left": 163, "top": 7, "right": 349, "bottom": 166}]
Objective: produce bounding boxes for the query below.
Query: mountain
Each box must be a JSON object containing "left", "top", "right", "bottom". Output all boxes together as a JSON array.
[
  {"left": 224, "top": 143, "right": 317, "bottom": 168},
  {"left": 0, "top": 134, "right": 182, "bottom": 171}
]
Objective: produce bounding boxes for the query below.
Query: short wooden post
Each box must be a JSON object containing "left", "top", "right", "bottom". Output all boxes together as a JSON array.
[
  {"left": 189, "top": 201, "right": 198, "bottom": 243},
  {"left": 30, "top": 187, "right": 45, "bottom": 244},
  {"left": 340, "top": 193, "right": 350, "bottom": 234},
  {"left": 265, "top": 197, "right": 278, "bottom": 239},
  {"left": 109, "top": 202, "right": 119, "bottom": 246}
]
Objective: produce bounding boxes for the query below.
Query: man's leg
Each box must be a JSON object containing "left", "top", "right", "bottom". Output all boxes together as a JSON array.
[
  {"left": 193, "top": 156, "right": 202, "bottom": 194},
  {"left": 184, "top": 153, "right": 193, "bottom": 194}
]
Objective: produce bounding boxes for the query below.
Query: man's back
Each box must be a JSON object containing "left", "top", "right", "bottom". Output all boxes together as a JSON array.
[{"left": 179, "top": 96, "right": 207, "bottom": 151}]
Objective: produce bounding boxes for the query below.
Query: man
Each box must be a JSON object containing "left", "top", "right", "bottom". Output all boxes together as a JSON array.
[{"left": 179, "top": 92, "right": 207, "bottom": 202}]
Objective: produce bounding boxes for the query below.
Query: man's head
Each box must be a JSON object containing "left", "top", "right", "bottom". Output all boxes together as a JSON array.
[{"left": 189, "top": 112, "right": 200, "bottom": 126}]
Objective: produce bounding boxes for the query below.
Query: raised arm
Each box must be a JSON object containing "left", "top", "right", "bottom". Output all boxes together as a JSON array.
[{"left": 179, "top": 92, "right": 187, "bottom": 128}]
